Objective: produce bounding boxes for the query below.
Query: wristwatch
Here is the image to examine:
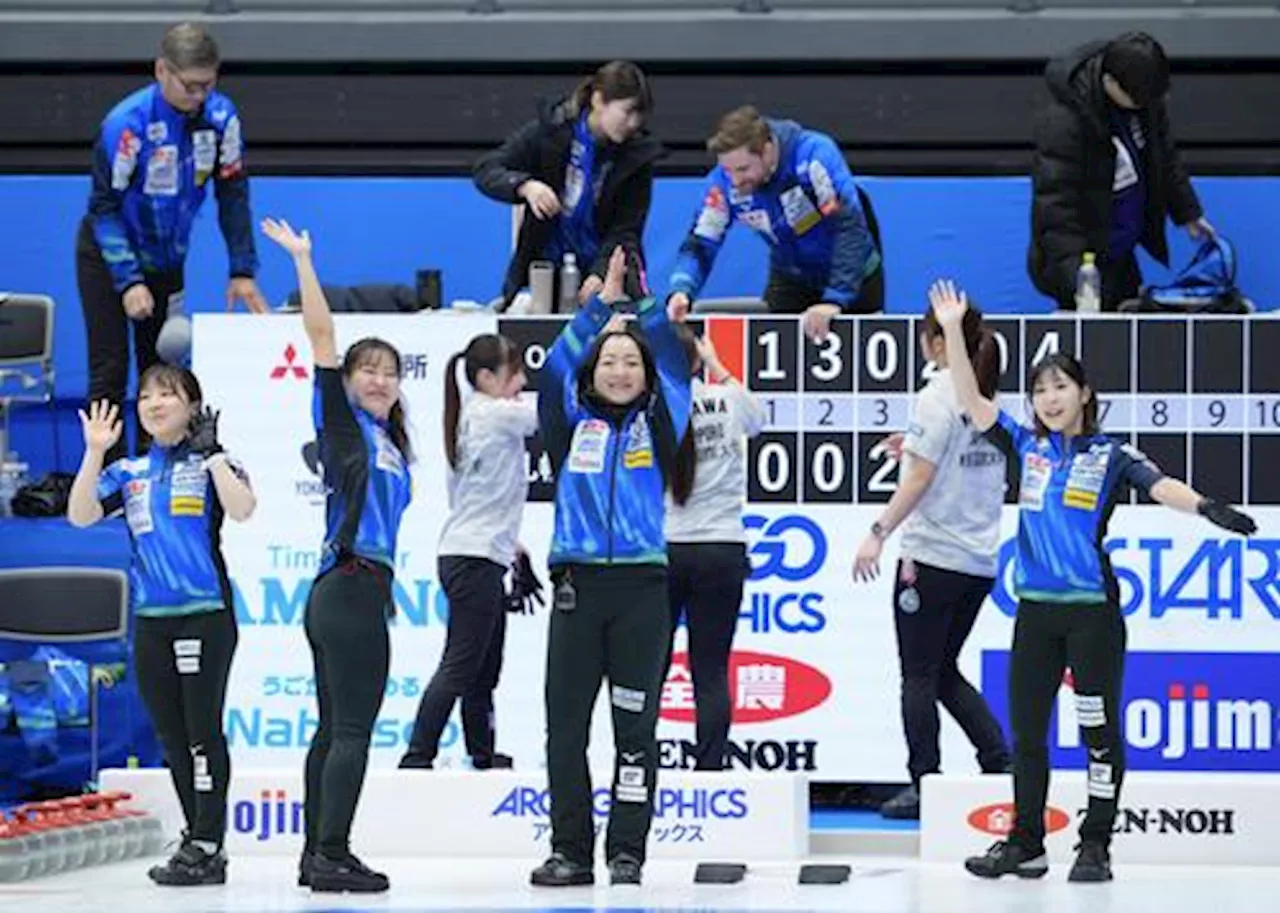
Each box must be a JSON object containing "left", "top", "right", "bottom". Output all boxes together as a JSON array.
[{"left": 871, "top": 521, "right": 887, "bottom": 541}]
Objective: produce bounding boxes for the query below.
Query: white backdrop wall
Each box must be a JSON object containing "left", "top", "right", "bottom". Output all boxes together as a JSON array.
[{"left": 193, "top": 313, "right": 1280, "bottom": 791}]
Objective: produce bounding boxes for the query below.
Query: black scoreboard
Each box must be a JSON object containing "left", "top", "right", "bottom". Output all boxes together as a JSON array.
[{"left": 498, "top": 314, "right": 1280, "bottom": 507}]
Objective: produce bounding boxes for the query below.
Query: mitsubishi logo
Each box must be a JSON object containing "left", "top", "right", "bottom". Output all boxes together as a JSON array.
[{"left": 270, "top": 344, "right": 308, "bottom": 380}]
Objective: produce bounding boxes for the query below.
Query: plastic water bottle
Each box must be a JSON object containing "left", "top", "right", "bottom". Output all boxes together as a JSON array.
[
  {"left": 1075, "top": 252, "right": 1101, "bottom": 313},
  {"left": 559, "top": 252, "right": 581, "bottom": 313},
  {"left": 0, "top": 455, "right": 28, "bottom": 518}
]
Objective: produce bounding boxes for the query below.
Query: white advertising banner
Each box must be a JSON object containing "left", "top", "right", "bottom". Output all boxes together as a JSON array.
[
  {"left": 920, "top": 772, "right": 1280, "bottom": 866},
  {"left": 193, "top": 314, "right": 1280, "bottom": 783},
  {"left": 99, "top": 767, "right": 807, "bottom": 860}
]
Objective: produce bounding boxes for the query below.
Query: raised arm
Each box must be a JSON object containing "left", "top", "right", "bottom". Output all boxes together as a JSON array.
[
  {"left": 698, "top": 333, "right": 765, "bottom": 437},
  {"left": 261, "top": 218, "right": 337, "bottom": 368},
  {"left": 185, "top": 406, "right": 257, "bottom": 522},
  {"left": 636, "top": 292, "right": 692, "bottom": 444},
  {"left": 67, "top": 400, "right": 123, "bottom": 528},
  {"left": 930, "top": 280, "right": 997, "bottom": 432}
]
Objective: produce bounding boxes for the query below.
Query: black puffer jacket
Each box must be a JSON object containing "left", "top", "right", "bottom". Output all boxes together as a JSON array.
[
  {"left": 1027, "top": 39, "right": 1202, "bottom": 304},
  {"left": 473, "top": 98, "right": 666, "bottom": 307}
]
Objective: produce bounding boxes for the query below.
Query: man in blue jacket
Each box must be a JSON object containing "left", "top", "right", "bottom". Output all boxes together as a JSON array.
[
  {"left": 667, "top": 106, "right": 883, "bottom": 340},
  {"left": 76, "top": 22, "right": 267, "bottom": 464}
]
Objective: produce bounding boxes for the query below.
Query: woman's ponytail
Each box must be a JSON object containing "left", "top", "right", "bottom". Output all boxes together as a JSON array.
[{"left": 442, "top": 352, "right": 465, "bottom": 470}]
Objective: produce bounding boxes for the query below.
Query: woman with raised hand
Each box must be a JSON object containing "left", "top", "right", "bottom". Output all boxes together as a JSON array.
[
  {"left": 929, "top": 278, "right": 1256, "bottom": 883},
  {"left": 262, "top": 217, "right": 414, "bottom": 895},
  {"left": 531, "top": 246, "right": 691, "bottom": 888},
  {"left": 662, "top": 324, "right": 765, "bottom": 772},
  {"left": 851, "top": 296, "right": 1012, "bottom": 822},
  {"left": 68, "top": 366, "right": 255, "bottom": 887}
]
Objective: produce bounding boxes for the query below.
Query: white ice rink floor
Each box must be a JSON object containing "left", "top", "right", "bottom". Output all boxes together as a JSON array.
[{"left": 3, "top": 854, "right": 1277, "bottom": 913}]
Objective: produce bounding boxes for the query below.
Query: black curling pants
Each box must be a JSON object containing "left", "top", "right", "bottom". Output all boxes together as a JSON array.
[
  {"left": 403, "top": 555, "right": 508, "bottom": 767},
  {"left": 544, "top": 563, "right": 671, "bottom": 865},
  {"left": 302, "top": 558, "right": 393, "bottom": 859},
  {"left": 133, "top": 608, "right": 238, "bottom": 846},
  {"left": 892, "top": 560, "right": 1010, "bottom": 783},
  {"left": 1008, "top": 599, "right": 1127, "bottom": 849},
  {"left": 662, "top": 541, "right": 749, "bottom": 771}
]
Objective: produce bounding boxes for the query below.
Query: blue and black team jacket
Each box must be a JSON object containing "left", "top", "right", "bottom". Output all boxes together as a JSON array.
[
  {"left": 87, "top": 84, "right": 258, "bottom": 292},
  {"left": 669, "top": 119, "right": 880, "bottom": 308},
  {"left": 539, "top": 296, "right": 692, "bottom": 566},
  {"left": 312, "top": 368, "right": 413, "bottom": 578},
  {"left": 97, "top": 445, "right": 247, "bottom": 617},
  {"left": 986, "top": 410, "right": 1165, "bottom": 604}
]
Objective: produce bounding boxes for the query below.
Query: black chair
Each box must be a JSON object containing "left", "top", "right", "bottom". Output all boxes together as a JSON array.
[
  {"left": 0, "top": 293, "right": 56, "bottom": 466},
  {"left": 0, "top": 566, "right": 130, "bottom": 786}
]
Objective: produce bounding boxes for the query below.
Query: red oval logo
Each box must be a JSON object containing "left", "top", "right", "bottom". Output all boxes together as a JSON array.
[
  {"left": 659, "top": 650, "right": 832, "bottom": 724},
  {"left": 967, "top": 803, "right": 1071, "bottom": 836}
]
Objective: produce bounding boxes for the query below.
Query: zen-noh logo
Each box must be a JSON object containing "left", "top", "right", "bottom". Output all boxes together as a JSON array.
[
  {"left": 967, "top": 802, "right": 1071, "bottom": 837},
  {"left": 660, "top": 650, "right": 831, "bottom": 724}
]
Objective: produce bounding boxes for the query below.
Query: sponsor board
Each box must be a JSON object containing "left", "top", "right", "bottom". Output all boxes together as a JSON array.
[
  {"left": 981, "top": 651, "right": 1280, "bottom": 771},
  {"left": 195, "top": 315, "right": 1280, "bottom": 780},
  {"left": 100, "top": 766, "right": 806, "bottom": 860},
  {"left": 920, "top": 772, "right": 1280, "bottom": 866}
]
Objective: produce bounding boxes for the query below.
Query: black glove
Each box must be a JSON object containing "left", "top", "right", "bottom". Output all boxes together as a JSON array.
[
  {"left": 186, "top": 406, "right": 223, "bottom": 459},
  {"left": 505, "top": 552, "right": 546, "bottom": 615},
  {"left": 1198, "top": 497, "right": 1257, "bottom": 536}
]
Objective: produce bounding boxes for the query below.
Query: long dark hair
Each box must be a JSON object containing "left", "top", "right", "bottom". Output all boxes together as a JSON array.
[
  {"left": 671, "top": 324, "right": 702, "bottom": 506},
  {"left": 921, "top": 302, "right": 1000, "bottom": 400},
  {"left": 1028, "top": 353, "right": 1098, "bottom": 437},
  {"left": 571, "top": 60, "right": 653, "bottom": 120},
  {"left": 443, "top": 333, "right": 522, "bottom": 470},
  {"left": 343, "top": 337, "right": 413, "bottom": 463},
  {"left": 577, "top": 325, "right": 657, "bottom": 409}
]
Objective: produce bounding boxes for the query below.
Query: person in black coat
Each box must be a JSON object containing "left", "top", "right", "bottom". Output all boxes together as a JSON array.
[
  {"left": 1028, "top": 32, "right": 1214, "bottom": 311},
  {"left": 473, "top": 61, "right": 666, "bottom": 310}
]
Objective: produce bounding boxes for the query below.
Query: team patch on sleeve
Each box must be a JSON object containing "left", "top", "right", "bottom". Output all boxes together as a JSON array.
[
  {"left": 693, "top": 185, "right": 730, "bottom": 241},
  {"left": 807, "top": 159, "right": 841, "bottom": 216}
]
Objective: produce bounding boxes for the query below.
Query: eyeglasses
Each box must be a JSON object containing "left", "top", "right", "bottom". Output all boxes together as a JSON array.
[{"left": 165, "top": 63, "right": 217, "bottom": 96}]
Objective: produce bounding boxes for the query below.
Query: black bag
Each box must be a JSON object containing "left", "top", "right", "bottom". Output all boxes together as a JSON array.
[{"left": 11, "top": 472, "right": 75, "bottom": 518}]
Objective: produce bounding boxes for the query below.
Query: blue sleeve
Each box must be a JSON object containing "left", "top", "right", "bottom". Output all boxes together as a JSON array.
[
  {"left": 88, "top": 110, "right": 145, "bottom": 292},
  {"left": 803, "top": 136, "right": 876, "bottom": 308},
  {"left": 96, "top": 459, "right": 126, "bottom": 501},
  {"left": 538, "top": 297, "right": 612, "bottom": 472},
  {"left": 1117, "top": 441, "right": 1165, "bottom": 497},
  {"left": 542, "top": 294, "right": 613, "bottom": 403},
  {"left": 984, "top": 409, "right": 1032, "bottom": 459},
  {"left": 635, "top": 296, "right": 692, "bottom": 443},
  {"left": 212, "top": 102, "right": 258, "bottom": 280},
  {"left": 669, "top": 170, "right": 732, "bottom": 300}
]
